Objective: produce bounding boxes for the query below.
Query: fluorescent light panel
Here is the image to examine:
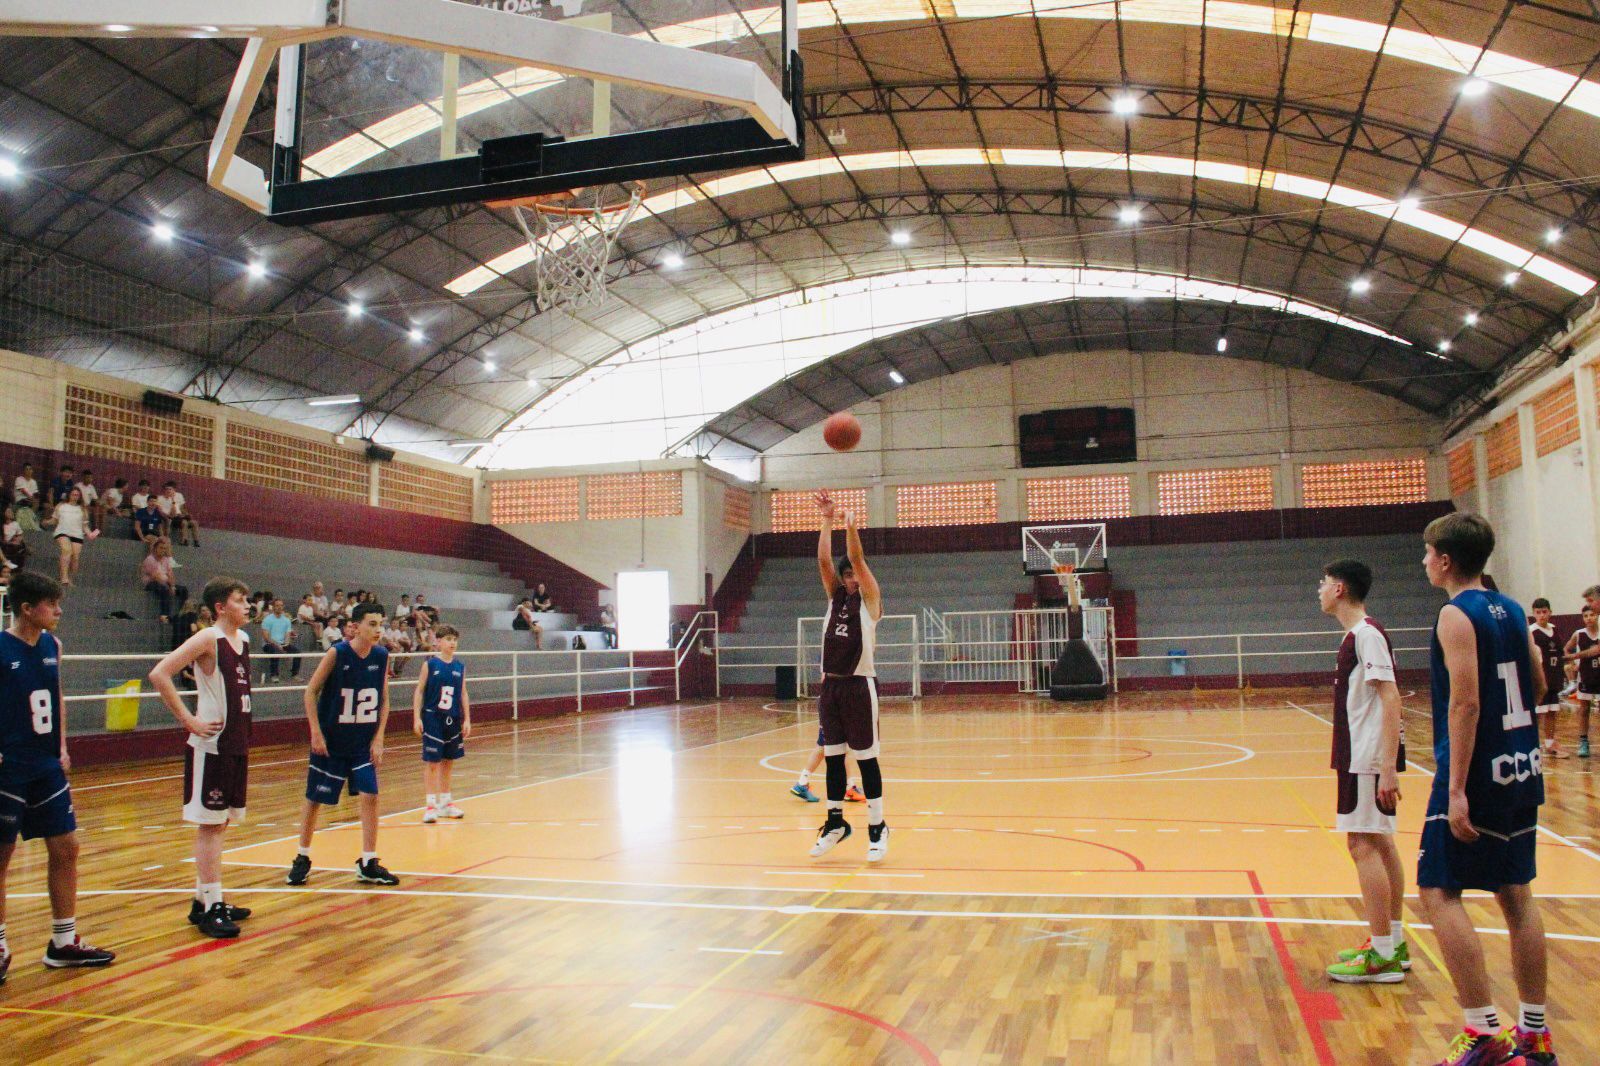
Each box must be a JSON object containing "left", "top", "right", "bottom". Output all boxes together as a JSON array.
[{"left": 306, "top": 393, "right": 361, "bottom": 406}]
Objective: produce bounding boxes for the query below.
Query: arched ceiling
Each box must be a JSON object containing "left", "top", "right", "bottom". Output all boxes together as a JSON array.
[{"left": 1, "top": 1, "right": 1597, "bottom": 462}]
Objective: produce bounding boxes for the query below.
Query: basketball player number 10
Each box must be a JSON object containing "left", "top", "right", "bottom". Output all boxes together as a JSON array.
[
  {"left": 1496, "top": 662, "right": 1533, "bottom": 730},
  {"left": 338, "top": 688, "right": 380, "bottom": 724}
]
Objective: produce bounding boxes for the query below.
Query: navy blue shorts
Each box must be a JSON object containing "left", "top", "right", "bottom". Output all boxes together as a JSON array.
[
  {"left": 0, "top": 762, "right": 77, "bottom": 844},
  {"left": 305, "top": 752, "right": 379, "bottom": 805},
  {"left": 1418, "top": 794, "right": 1538, "bottom": 892},
  {"left": 420, "top": 711, "right": 464, "bottom": 763}
]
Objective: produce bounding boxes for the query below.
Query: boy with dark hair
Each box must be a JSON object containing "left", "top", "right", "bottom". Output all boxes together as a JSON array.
[
  {"left": 133, "top": 496, "right": 165, "bottom": 548},
  {"left": 149, "top": 576, "right": 256, "bottom": 939},
  {"left": 1420, "top": 512, "right": 1558, "bottom": 1066},
  {"left": 1318, "top": 559, "right": 1409, "bottom": 984},
  {"left": 46, "top": 465, "right": 74, "bottom": 515},
  {"left": 1561, "top": 604, "right": 1598, "bottom": 760},
  {"left": 414, "top": 624, "right": 470, "bottom": 824},
  {"left": 1528, "top": 599, "right": 1567, "bottom": 760},
  {"left": 0, "top": 571, "right": 117, "bottom": 978},
  {"left": 287, "top": 601, "right": 399, "bottom": 887}
]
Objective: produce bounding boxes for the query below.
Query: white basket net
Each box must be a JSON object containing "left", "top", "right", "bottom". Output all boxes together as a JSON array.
[{"left": 507, "top": 184, "right": 645, "bottom": 312}]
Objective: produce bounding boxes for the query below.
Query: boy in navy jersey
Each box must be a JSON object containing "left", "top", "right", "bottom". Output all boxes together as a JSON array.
[
  {"left": 413, "top": 624, "right": 470, "bottom": 824},
  {"left": 1420, "top": 513, "right": 1557, "bottom": 1066},
  {"left": 286, "top": 602, "right": 399, "bottom": 887},
  {"left": 0, "top": 572, "right": 116, "bottom": 980}
]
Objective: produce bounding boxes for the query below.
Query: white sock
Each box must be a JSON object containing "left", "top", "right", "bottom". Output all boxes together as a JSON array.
[
  {"left": 1370, "top": 934, "right": 1395, "bottom": 958},
  {"left": 797, "top": 769, "right": 810, "bottom": 786},
  {"left": 50, "top": 917, "right": 76, "bottom": 948},
  {"left": 297, "top": 845, "right": 311, "bottom": 857},
  {"left": 360, "top": 851, "right": 376, "bottom": 864},
  {"left": 440, "top": 793, "right": 451, "bottom": 806},
  {"left": 426, "top": 794, "right": 438, "bottom": 807},
  {"left": 200, "top": 882, "right": 223, "bottom": 909},
  {"left": 867, "top": 797, "right": 884, "bottom": 825},
  {"left": 1390, "top": 920, "right": 1405, "bottom": 946},
  {"left": 1519, "top": 1002, "right": 1547, "bottom": 1033},
  {"left": 1464, "top": 1005, "right": 1500, "bottom": 1034}
]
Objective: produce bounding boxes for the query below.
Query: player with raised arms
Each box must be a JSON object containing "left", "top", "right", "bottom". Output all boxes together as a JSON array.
[
  {"left": 0, "top": 571, "right": 116, "bottom": 979},
  {"left": 1419, "top": 512, "right": 1557, "bottom": 1066},
  {"left": 287, "top": 600, "right": 399, "bottom": 887},
  {"left": 149, "top": 575, "right": 256, "bottom": 939},
  {"left": 809, "top": 491, "right": 889, "bottom": 862}
]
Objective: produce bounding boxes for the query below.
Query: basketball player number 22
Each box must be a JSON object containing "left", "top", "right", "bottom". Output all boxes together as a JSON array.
[
  {"left": 339, "top": 688, "right": 380, "bottom": 724},
  {"left": 29, "top": 689, "right": 51, "bottom": 734},
  {"left": 1496, "top": 662, "right": 1533, "bottom": 730}
]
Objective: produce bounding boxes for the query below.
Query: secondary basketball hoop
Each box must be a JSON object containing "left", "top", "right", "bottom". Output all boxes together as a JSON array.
[{"left": 490, "top": 181, "right": 645, "bottom": 312}]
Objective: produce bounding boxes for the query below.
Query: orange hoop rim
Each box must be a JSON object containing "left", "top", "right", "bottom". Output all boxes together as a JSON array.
[{"left": 486, "top": 180, "right": 646, "bottom": 217}]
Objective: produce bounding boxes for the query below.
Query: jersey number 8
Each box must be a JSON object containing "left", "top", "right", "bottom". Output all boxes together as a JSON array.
[
  {"left": 29, "top": 689, "right": 52, "bottom": 735},
  {"left": 338, "top": 687, "right": 380, "bottom": 724}
]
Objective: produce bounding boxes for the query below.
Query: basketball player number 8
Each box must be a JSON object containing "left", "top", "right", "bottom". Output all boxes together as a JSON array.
[
  {"left": 29, "top": 689, "right": 51, "bottom": 734},
  {"left": 338, "top": 687, "right": 380, "bottom": 724},
  {"left": 1496, "top": 662, "right": 1533, "bottom": 730}
]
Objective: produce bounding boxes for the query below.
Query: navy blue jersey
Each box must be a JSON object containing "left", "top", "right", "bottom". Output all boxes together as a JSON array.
[
  {"left": 316, "top": 641, "right": 388, "bottom": 756},
  {"left": 0, "top": 630, "right": 63, "bottom": 779},
  {"left": 422, "top": 656, "right": 465, "bottom": 716},
  {"left": 1429, "top": 588, "right": 1544, "bottom": 811}
]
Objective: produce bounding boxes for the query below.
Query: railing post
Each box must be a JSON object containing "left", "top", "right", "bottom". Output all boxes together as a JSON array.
[
  {"left": 713, "top": 615, "right": 721, "bottom": 699},
  {"left": 576, "top": 649, "right": 583, "bottom": 713},
  {"left": 512, "top": 651, "right": 520, "bottom": 721},
  {"left": 911, "top": 614, "right": 921, "bottom": 699},
  {"left": 1235, "top": 634, "right": 1245, "bottom": 689},
  {"left": 630, "top": 650, "right": 636, "bottom": 706}
]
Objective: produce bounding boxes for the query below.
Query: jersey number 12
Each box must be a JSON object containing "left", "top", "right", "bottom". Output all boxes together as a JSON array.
[{"left": 338, "top": 687, "right": 380, "bottom": 724}]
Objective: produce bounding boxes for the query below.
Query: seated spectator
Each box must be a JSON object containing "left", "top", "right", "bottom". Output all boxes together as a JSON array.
[
  {"left": 134, "top": 496, "right": 165, "bottom": 546},
  {"left": 415, "top": 593, "right": 440, "bottom": 625},
  {"left": 129, "top": 478, "right": 152, "bottom": 512},
  {"left": 2, "top": 504, "right": 29, "bottom": 572},
  {"left": 47, "top": 464, "right": 75, "bottom": 516},
  {"left": 513, "top": 598, "right": 535, "bottom": 630},
  {"left": 309, "top": 581, "right": 330, "bottom": 623},
  {"left": 320, "top": 615, "right": 345, "bottom": 651},
  {"left": 249, "top": 591, "right": 269, "bottom": 624},
  {"left": 330, "top": 588, "right": 348, "bottom": 617},
  {"left": 76, "top": 470, "right": 103, "bottom": 530},
  {"left": 415, "top": 621, "right": 438, "bottom": 654},
  {"left": 192, "top": 604, "right": 213, "bottom": 639},
  {"left": 12, "top": 463, "right": 40, "bottom": 510},
  {"left": 141, "top": 538, "right": 188, "bottom": 625},
  {"left": 44, "top": 485, "right": 98, "bottom": 587},
  {"left": 260, "top": 598, "right": 301, "bottom": 684},
  {"left": 395, "top": 593, "right": 412, "bottom": 622},
  {"left": 158, "top": 481, "right": 200, "bottom": 546},
  {"left": 571, "top": 634, "right": 587, "bottom": 651},
  {"left": 600, "top": 604, "right": 617, "bottom": 649},
  {"left": 532, "top": 583, "right": 554, "bottom": 612},
  {"left": 103, "top": 477, "right": 130, "bottom": 518}
]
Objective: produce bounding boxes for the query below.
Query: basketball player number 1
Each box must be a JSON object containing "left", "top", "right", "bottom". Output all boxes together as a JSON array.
[
  {"left": 339, "top": 688, "right": 380, "bottom": 724},
  {"left": 1496, "top": 662, "right": 1533, "bottom": 730}
]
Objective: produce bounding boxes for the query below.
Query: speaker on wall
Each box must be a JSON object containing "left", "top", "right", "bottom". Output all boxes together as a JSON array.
[
  {"left": 365, "top": 442, "right": 396, "bottom": 463},
  {"left": 141, "top": 390, "right": 184, "bottom": 416}
]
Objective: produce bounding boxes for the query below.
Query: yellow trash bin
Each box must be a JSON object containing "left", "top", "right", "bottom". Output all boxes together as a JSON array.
[{"left": 105, "top": 679, "right": 141, "bottom": 732}]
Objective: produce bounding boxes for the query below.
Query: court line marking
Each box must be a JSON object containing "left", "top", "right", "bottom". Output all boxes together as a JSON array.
[
  {"left": 1284, "top": 700, "right": 1600, "bottom": 867},
  {"left": 33, "top": 885, "right": 1600, "bottom": 944},
  {"left": 759, "top": 736, "right": 1257, "bottom": 783},
  {"left": 699, "top": 947, "right": 783, "bottom": 955}
]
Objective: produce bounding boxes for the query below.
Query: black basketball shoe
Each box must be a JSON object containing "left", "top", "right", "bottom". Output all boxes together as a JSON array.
[
  {"left": 286, "top": 854, "right": 312, "bottom": 886},
  {"left": 356, "top": 858, "right": 399, "bottom": 885},
  {"left": 188, "top": 899, "right": 252, "bottom": 926}
]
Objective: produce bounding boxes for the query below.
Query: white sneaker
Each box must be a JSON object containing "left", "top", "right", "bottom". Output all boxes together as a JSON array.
[
  {"left": 867, "top": 824, "right": 890, "bottom": 862},
  {"left": 422, "top": 806, "right": 438, "bottom": 824},
  {"left": 442, "top": 803, "right": 465, "bottom": 819},
  {"left": 809, "top": 818, "right": 852, "bottom": 857}
]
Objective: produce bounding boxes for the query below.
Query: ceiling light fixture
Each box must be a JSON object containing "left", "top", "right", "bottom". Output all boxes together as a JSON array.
[
  {"left": 1398, "top": 196, "right": 1420, "bottom": 211},
  {"left": 1118, "top": 204, "right": 1142, "bottom": 223},
  {"left": 409, "top": 327, "right": 425, "bottom": 342},
  {"left": 347, "top": 300, "right": 364, "bottom": 318},
  {"left": 151, "top": 222, "right": 175, "bottom": 242},
  {"left": 1460, "top": 78, "right": 1489, "bottom": 98},
  {"left": 889, "top": 369, "right": 906, "bottom": 384},
  {"left": 246, "top": 260, "right": 267, "bottom": 278},
  {"left": 1112, "top": 94, "right": 1139, "bottom": 116},
  {"left": 0, "top": 158, "right": 19, "bottom": 180},
  {"left": 1216, "top": 336, "right": 1228, "bottom": 352},
  {"left": 104, "top": 24, "right": 133, "bottom": 32},
  {"left": 1504, "top": 271, "right": 1520, "bottom": 286},
  {"left": 484, "top": 360, "right": 497, "bottom": 372},
  {"left": 306, "top": 394, "right": 361, "bottom": 407},
  {"left": 448, "top": 439, "right": 493, "bottom": 448},
  {"left": 1546, "top": 227, "right": 1562, "bottom": 244},
  {"left": 660, "top": 251, "right": 684, "bottom": 270},
  {"left": 1438, "top": 339, "right": 1452, "bottom": 352},
  {"left": 890, "top": 229, "right": 911, "bottom": 246},
  {"left": 1349, "top": 276, "right": 1371, "bottom": 294},
  {"left": 1464, "top": 312, "right": 1480, "bottom": 326}
]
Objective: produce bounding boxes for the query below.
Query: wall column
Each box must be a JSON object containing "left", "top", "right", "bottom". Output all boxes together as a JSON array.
[
  {"left": 211, "top": 411, "right": 228, "bottom": 480},
  {"left": 1472, "top": 434, "right": 1491, "bottom": 524},
  {"left": 368, "top": 460, "right": 381, "bottom": 507},
  {"left": 1515, "top": 404, "right": 1545, "bottom": 594},
  {"left": 1573, "top": 362, "right": 1600, "bottom": 576}
]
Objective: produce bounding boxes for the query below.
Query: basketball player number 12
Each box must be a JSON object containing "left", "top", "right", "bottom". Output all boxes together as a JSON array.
[
  {"left": 339, "top": 688, "right": 380, "bottom": 724},
  {"left": 1496, "top": 662, "right": 1533, "bottom": 730}
]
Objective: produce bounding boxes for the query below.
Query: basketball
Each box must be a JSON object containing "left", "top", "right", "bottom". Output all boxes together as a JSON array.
[{"left": 822, "top": 412, "right": 861, "bottom": 451}]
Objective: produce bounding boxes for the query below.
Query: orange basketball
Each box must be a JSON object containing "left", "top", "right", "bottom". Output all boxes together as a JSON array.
[{"left": 822, "top": 412, "right": 862, "bottom": 451}]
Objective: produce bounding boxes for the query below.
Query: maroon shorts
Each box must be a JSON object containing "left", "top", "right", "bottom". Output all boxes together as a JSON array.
[
  {"left": 818, "top": 675, "right": 880, "bottom": 759},
  {"left": 182, "top": 746, "right": 248, "bottom": 825}
]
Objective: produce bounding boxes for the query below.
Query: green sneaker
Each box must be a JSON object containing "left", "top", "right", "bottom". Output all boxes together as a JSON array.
[
  {"left": 1337, "top": 937, "right": 1411, "bottom": 970},
  {"left": 1328, "top": 947, "right": 1405, "bottom": 984},
  {"left": 1579, "top": 737, "right": 1590, "bottom": 758}
]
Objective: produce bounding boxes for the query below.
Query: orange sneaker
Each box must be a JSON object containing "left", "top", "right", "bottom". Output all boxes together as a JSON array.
[{"left": 844, "top": 784, "right": 866, "bottom": 802}]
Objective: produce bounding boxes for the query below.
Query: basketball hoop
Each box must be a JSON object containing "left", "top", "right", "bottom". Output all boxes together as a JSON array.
[
  {"left": 1053, "top": 561, "right": 1078, "bottom": 595},
  {"left": 489, "top": 181, "right": 645, "bottom": 312}
]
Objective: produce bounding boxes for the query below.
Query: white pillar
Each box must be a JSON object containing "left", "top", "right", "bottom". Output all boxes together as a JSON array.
[
  {"left": 211, "top": 410, "right": 228, "bottom": 479},
  {"left": 1515, "top": 404, "right": 1545, "bottom": 594},
  {"left": 1473, "top": 434, "right": 1491, "bottom": 523},
  {"left": 1573, "top": 362, "right": 1600, "bottom": 577},
  {"left": 368, "top": 460, "right": 381, "bottom": 507}
]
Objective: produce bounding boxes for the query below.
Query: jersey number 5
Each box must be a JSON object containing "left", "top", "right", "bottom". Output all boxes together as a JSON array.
[
  {"left": 437, "top": 687, "right": 454, "bottom": 711},
  {"left": 29, "top": 689, "right": 52, "bottom": 734},
  {"left": 1496, "top": 662, "right": 1534, "bottom": 730},
  {"left": 339, "top": 688, "right": 380, "bottom": 724}
]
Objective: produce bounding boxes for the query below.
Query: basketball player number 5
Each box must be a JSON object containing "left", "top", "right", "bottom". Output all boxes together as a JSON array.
[
  {"left": 1496, "top": 662, "right": 1533, "bottom": 730},
  {"left": 29, "top": 689, "right": 51, "bottom": 734},
  {"left": 339, "top": 688, "right": 380, "bottom": 724}
]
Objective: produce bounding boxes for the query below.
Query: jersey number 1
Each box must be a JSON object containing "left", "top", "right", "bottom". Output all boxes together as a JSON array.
[
  {"left": 1496, "top": 662, "right": 1534, "bottom": 730},
  {"left": 339, "top": 688, "right": 380, "bottom": 724}
]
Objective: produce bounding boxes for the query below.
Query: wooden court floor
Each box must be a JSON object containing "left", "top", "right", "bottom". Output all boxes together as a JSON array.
[{"left": 2, "top": 690, "right": 1597, "bottom": 1064}]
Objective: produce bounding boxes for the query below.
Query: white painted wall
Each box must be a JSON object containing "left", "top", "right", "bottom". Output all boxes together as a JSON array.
[
  {"left": 0, "top": 349, "right": 64, "bottom": 449},
  {"left": 1533, "top": 447, "right": 1596, "bottom": 606}
]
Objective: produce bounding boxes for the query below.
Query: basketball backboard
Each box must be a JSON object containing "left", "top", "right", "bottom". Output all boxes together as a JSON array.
[
  {"left": 1022, "top": 523, "right": 1109, "bottom": 576},
  {"left": 0, "top": 0, "right": 803, "bottom": 223}
]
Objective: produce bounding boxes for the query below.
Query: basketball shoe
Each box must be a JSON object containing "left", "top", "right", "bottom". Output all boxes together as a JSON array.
[
  {"left": 1326, "top": 947, "right": 1404, "bottom": 983},
  {"left": 1337, "top": 938, "right": 1412, "bottom": 970},
  {"left": 809, "top": 817, "right": 852, "bottom": 857},
  {"left": 1433, "top": 1029, "right": 1526, "bottom": 1066},
  {"left": 0, "top": 950, "right": 10, "bottom": 985},
  {"left": 789, "top": 783, "right": 820, "bottom": 802},
  {"left": 1578, "top": 737, "right": 1590, "bottom": 758},
  {"left": 42, "top": 937, "right": 117, "bottom": 967},
  {"left": 422, "top": 806, "right": 438, "bottom": 823},
  {"left": 188, "top": 899, "right": 251, "bottom": 926},
  {"left": 1512, "top": 1026, "right": 1558, "bottom": 1065},
  {"left": 844, "top": 784, "right": 866, "bottom": 802},
  {"left": 442, "top": 803, "right": 465, "bottom": 819},
  {"left": 356, "top": 858, "right": 400, "bottom": 885},
  {"left": 191, "top": 903, "right": 240, "bottom": 940},
  {"left": 867, "top": 823, "right": 890, "bottom": 862},
  {"left": 286, "top": 854, "right": 312, "bottom": 886}
]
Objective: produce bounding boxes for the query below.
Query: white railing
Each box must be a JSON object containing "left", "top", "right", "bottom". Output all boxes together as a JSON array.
[
  {"left": 934, "top": 607, "right": 1115, "bottom": 692},
  {"left": 795, "top": 613, "right": 922, "bottom": 699},
  {"left": 1111, "top": 626, "right": 1433, "bottom": 687},
  {"left": 674, "top": 610, "right": 720, "bottom": 700}
]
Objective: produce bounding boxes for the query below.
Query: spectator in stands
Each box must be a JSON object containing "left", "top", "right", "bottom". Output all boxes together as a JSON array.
[
  {"left": 395, "top": 594, "right": 412, "bottom": 623},
  {"left": 134, "top": 495, "right": 165, "bottom": 547},
  {"left": 296, "top": 593, "right": 319, "bottom": 635},
  {"left": 141, "top": 538, "right": 187, "bottom": 625},
  {"left": 249, "top": 591, "right": 269, "bottom": 624},
  {"left": 319, "top": 614, "right": 343, "bottom": 651},
  {"left": 2, "top": 504, "right": 29, "bottom": 572},
  {"left": 103, "top": 477, "right": 129, "bottom": 518},
  {"left": 532, "top": 583, "right": 554, "bottom": 612},
  {"left": 43, "top": 485, "right": 97, "bottom": 586},
  {"left": 47, "top": 464, "right": 75, "bottom": 516},
  {"left": 415, "top": 620, "right": 438, "bottom": 654},
  {"left": 415, "top": 593, "right": 439, "bottom": 625},
  {"left": 309, "top": 582, "right": 330, "bottom": 624},
  {"left": 76, "top": 470, "right": 102, "bottom": 531},
  {"left": 12, "top": 463, "right": 40, "bottom": 510},
  {"left": 129, "top": 479, "right": 152, "bottom": 512},
  {"left": 600, "top": 603, "right": 617, "bottom": 649},
  {"left": 512, "top": 598, "right": 543, "bottom": 650},
  {"left": 330, "top": 588, "right": 347, "bottom": 617},
  {"left": 192, "top": 604, "right": 213, "bottom": 639},
  {"left": 260, "top": 598, "right": 301, "bottom": 683},
  {"left": 571, "top": 635, "right": 587, "bottom": 651},
  {"left": 158, "top": 481, "right": 200, "bottom": 546}
]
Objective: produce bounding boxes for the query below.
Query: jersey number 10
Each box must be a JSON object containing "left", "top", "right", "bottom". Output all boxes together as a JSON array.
[{"left": 338, "top": 687, "right": 380, "bottom": 724}]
